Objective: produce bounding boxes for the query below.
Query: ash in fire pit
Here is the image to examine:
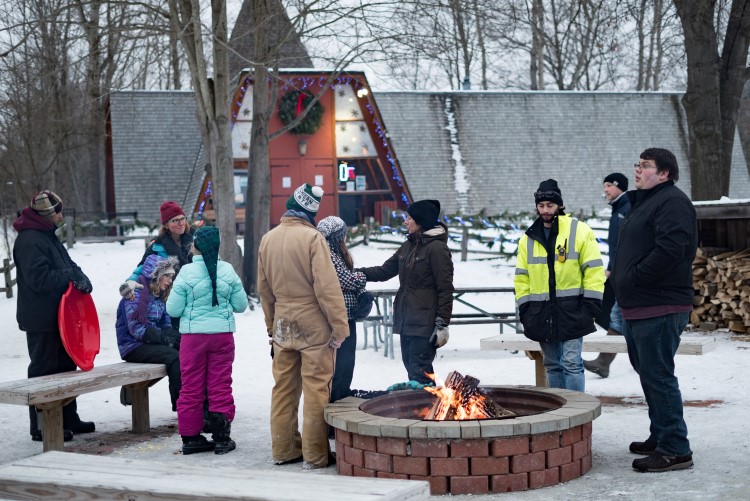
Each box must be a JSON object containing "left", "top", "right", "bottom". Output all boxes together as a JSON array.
[{"left": 423, "top": 371, "right": 515, "bottom": 420}]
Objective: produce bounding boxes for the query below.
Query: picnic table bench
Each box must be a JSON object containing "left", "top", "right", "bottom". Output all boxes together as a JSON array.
[
  {"left": 480, "top": 334, "right": 716, "bottom": 387},
  {"left": 0, "top": 451, "right": 430, "bottom": 501},
  {"left": 0, "top": 362, "right": 167, "bottom": 452},
  {"left": 362, "top": 287, "right": 519, "bottom": 359}
]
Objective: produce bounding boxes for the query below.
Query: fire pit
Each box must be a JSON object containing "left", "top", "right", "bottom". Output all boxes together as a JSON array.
[{"left": 324, "top": 385, "right": 600, "bottom": 495}]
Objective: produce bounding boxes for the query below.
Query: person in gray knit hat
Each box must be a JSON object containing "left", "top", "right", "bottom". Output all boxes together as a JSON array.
[
  {"left": 13, "top": 190, "right": 95, "bottom": 442},
  {"left": 317, "top": 216, "right": 369, "bottom": 404},
  {"left": 167, "top": 225, "right": 248, "bottom": 456}
]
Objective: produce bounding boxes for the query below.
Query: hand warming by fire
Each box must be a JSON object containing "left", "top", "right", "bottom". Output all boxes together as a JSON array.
[{"left": 422, "top": 371, "right": 516, "bottom": 420}]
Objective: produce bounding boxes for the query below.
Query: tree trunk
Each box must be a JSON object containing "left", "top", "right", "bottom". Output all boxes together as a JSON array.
[
  {"left": 243, "top": 0, "right": 272, "bottom": 294},
  {"left": 675, "top": 0, "right": 750, "bottom": 200},
  {"left": 530, "top": 0, "right": 545, "bottom": 90}
]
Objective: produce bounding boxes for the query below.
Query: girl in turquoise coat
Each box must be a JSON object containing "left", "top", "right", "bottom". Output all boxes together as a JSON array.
[{"left": 166, "top": 226, "right": 248, "bottom": 455}]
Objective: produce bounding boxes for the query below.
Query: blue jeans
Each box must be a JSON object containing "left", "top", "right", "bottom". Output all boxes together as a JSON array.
[
  {"left": 609, "top": 301, "right": 624, "bottom": 335},
  {"left": 539, "top": 337, "right": 584, "bottom": 391},
  {"left": 622, "top": 313, "right": 691, "bottom": 456}
]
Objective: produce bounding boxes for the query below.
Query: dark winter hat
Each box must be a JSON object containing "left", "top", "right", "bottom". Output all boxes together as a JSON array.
[
  {"left": 407, "top": 199, "right": 441, "bottom": 230},
  {"left": 317, "top": 216, "right": 347, "bottom": 243},
  {"left": 31, "top": 190, "right": 63, "bottom": 216},
  {"left": 534, "top": 179, "right": 564, "bottom": 206},
  {"left": 160, "top": 201, "right": 185, "bottom": 225},
  {"left": 287, "top": 183, "right": 324, "bottom": 216},
  {"left": 193, "top": 226, "right": 221, "bottom": 306},
  {"left": 603, "top": 172, "right": 628, "bottom": 191}
]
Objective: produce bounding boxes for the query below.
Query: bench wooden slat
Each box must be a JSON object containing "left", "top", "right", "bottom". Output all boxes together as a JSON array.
[
  {"left": 0, "top": 362, "right": 167, "bottom": 406},
  {"left": 480, "top": 334, "right": 716, "bottom": 355},
  {"left": 0, "top": 452, "right": 430, "bottom": 501}
]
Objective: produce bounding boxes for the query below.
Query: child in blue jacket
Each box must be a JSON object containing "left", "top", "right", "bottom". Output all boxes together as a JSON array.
[{"left": 166, "top": 226, "right": 248, "bottom": 455}]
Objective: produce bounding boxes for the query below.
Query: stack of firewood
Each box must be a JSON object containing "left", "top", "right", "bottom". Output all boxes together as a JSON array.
[{"left": 691, "top": 247, "right": 750, "bottom": 332}]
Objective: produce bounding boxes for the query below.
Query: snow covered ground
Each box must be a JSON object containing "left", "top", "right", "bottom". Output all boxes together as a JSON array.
[{"left": 0, "top": 236, "right": 748, "bottom": 500}]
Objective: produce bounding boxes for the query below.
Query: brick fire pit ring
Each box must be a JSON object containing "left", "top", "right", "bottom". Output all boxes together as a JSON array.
[{"left": 324, "top": 385, "right": 600, "bottom": 495}]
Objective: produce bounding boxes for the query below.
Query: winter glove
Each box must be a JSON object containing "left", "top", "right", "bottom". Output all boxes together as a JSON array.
[
  {"left": 160, "top": 327, "right": 181, "bottom": 351},
  {"left": 143, "top": 327, "right": 162, "bottom": 344},
  {"left": 387, "top": 380, "right": 433, "bottom": 391},
  {"left": 329, "top": 337, "right": 344, "bottom": 349},
  {"left": 119, "top": 280, "right": 143, "bottom": 300},
  {"left": 71, "top": 269, "right": 93, "bottom": 294},
  {"left": 429, "top": 317, "right": 450, "bottom": 348}
]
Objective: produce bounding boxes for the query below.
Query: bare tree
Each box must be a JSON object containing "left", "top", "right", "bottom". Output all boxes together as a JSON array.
[
  {"left": 166, "top": 0, "right": 242, "bottom": 271},
  {"left": 674, "top": 0, "right": 750, "bottom": 200}
]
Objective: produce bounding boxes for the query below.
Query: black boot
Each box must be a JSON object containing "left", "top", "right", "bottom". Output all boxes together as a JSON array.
[
  {"left": 583, "top": 353, "right": 617, "bottom": 378},
  {"left": 207, "top": 411, "right": 236, "bottom": 455},
  {"left": 181, "top": 434, "right": 215, "bottom": 455}
]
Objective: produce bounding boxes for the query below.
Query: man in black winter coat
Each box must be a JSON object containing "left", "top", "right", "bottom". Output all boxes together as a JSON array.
[
  {"left": 612, "top": 149, "right": 697, "bottom": 473},
  {"left": 13, "top": 190, "right": 96, "bottom": 442}
]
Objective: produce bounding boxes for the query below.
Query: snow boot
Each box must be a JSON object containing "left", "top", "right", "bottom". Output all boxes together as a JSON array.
[
  {"left": 181, "top": 434, "right": 215, "bottom": 455},
  {"left": 583, "top": 353, "right": 617, "bottom": 378},
  {"left": 208, "top": 411, "right": 236, "bottom": 455}
]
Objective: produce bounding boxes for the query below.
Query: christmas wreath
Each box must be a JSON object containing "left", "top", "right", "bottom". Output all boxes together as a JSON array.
[{"left": 278, "top": 89, "right": 324, "bottom": 135}]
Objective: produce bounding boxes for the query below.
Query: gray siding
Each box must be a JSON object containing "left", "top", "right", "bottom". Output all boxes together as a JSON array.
[
  {"left": 377, "top": 91, "right": 750, "bottom": 215},
  {"left": 109, "top": 91, "right": 206, "bottom": 223}
]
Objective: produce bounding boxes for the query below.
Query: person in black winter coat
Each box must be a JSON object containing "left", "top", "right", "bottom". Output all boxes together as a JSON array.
[
  {"left": 611, "top": 148, "right": 697, "bottom": 473},
  {"left": 358, "top": 200, "right": 454, "bottom": 385},
  {"left": 13, "top": 190, "right": 96, "bottom": 442}
]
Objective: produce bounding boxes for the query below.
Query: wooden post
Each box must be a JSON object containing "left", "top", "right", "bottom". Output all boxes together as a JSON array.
[
  {"left": 65, "top": 216, "right": 74, "bottom": 249},
  {"left": 36, "top": 404, "right": 65, "bottom": 452},
  {"left": 526, "top": 351, "right": 548, "bottom": 387},
  {"left": 130, "top": 382, "right": 151, "bottom": 433},
  {"left": 460, "top": 227, "right": 469, "bottom": 262},
  {"left": 2, "top": 259, "right": 13, "bottom": 298}
]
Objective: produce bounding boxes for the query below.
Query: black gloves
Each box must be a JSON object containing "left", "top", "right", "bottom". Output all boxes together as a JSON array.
[
  {"left": 71, "top": 269, "right": 93, "bottom": 294},
  {"left": 583, "top": 298, "right": 602, "bottom": 319},
  {"left": 143, "top": 326, "right": 181, "bottom": 350},
  {"left": 161, "top": 327, "right": 181, "bottom": 351},
  {"left": 143, "top": 327, "right": 162, "bottom": 344}
]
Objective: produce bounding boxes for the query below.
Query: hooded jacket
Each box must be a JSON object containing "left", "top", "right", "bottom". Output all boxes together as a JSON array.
[
  {"left": 611, "top": 181, "right": 697, "bottom": 308},
  {"left": 13, "top": 208, "right": 87, "bottom": 332},
  {"left": 514, "top": 214, "right": 605, "bottom": 343},
  {"left": 166, "top": 255, "right": 248, "bottom": 333},
  {"left": 115, "top": 255, "right": 173, "bottom": 357},
  {"left": 257, "top": 216, "right": 349, "bottom": 347},
  {"left": 359, "top": 223, "right": 454, "bottom": 338}
]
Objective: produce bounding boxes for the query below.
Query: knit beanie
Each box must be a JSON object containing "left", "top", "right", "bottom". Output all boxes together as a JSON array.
[
  {"left": 31, "top": 190, "right": 63, "bottom": 216},
  {"left": 286, "top": 184, "right": 324, "bottom": 220},
  {"left": 534, "top": 179, "right": 564, "bottom": 206},
  {"left": 407, "top": 199, "right": 441, "bottom": 230},
  {"left": 317, "top": 216, "right": 347, "bottom": 244},
  {"left": 603, "top": 172, "right": 628, "bottom": 191},
  {"left": 193, "top": 226, "right": 221, "bottom": 306},
  {"left": 160, "top": 201, "right": 185, "bottom": 224}
]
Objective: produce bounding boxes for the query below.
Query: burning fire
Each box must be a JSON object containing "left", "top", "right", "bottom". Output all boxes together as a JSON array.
[{"left": 422, "top": 372, "right": 509, "bottom": 420}]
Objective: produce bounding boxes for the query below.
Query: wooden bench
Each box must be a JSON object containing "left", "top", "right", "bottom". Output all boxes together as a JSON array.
[
  {"left": 0, "top": 451, "right": 431, "bottom": 500},
  {"left": 0, "top": 362, "right": 167, "bottom": 452},
  {"left": 480, "top": 334, "right": 717, "bottom": 387}
]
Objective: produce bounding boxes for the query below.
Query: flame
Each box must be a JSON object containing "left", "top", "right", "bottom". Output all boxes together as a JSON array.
[{"left": 422, "top": 372, "right": 496, "bottom": 420}]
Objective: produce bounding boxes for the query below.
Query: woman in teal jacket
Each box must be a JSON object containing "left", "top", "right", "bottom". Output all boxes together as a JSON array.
[{"left": 166, "top": 226, "right": 248, "bottom": 456}]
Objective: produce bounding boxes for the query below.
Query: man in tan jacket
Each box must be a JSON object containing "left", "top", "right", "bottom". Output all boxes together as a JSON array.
[{"left": 257, "top": 183, "right": 348, "bottom": 470}]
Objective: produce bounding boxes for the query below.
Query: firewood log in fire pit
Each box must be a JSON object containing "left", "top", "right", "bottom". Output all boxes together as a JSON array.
[{"left": 424, "top": 371, "right": 516, "bottom": 420}]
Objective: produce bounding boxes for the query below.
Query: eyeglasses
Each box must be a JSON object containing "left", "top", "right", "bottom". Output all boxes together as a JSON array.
[
  {"left": 634, "top": 162, "right": 657, "bottom": 171},
  {"left": 168, "top": 216, "right": 187, "bottom": 224}
]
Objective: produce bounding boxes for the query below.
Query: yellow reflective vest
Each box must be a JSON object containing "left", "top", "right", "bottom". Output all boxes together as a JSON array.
[{"left": 514, "top": 214, "right": 605, "bottom": 342}]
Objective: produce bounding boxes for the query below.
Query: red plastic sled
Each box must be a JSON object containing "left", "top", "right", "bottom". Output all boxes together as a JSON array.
[{"left": 58, "top": 283, "right": 100, "bottom": 371}]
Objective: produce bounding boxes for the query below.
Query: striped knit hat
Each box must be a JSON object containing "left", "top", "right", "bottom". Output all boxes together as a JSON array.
[{"left": 31, "top": 190, "right": 63, "bottom": 216}]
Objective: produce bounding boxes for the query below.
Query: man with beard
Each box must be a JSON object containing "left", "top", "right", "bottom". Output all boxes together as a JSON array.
[{"left": 514, "top": 179, "right": 605, "bottom": 391}]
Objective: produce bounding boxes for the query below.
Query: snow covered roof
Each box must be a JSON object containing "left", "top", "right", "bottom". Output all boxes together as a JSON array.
[
  {"left": 108, "top": 91, "right": 206, "bottom": 223},
  {"left": 375, "top": 91, "right": 750, "bottom": 215}
]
